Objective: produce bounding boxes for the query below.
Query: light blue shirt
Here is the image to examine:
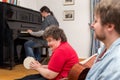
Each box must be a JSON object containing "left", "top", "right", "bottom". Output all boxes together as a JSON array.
[{"left": 85, "top": 38, "right": 120, "bottom": 80}]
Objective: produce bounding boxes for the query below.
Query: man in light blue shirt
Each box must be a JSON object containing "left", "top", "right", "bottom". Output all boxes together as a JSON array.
[{"left": 85, "top": 0, "right": 120, "bottom": 80}]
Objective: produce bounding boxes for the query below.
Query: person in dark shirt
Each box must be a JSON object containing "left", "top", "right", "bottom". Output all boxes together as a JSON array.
[{"left": 24, "top": 6, "right": 59, "bottom": 61}]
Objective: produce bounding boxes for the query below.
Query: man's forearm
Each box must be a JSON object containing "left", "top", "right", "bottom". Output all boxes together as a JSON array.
[{"left": 30, "top": 30, "right": 44, "bottom": 37}]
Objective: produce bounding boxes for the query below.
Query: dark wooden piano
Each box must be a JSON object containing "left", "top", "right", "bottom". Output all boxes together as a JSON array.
[{"left": 0, "top": 2, "right": 42, "bottom": 69}]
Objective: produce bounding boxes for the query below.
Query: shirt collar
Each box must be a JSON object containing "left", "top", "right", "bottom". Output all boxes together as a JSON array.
[{"left": 97, "top": 38, "right": 120, "bottom": 61}]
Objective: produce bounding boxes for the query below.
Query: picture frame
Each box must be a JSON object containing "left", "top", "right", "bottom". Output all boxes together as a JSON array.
[
  {"left": 63, "top": 0, "right": 74, "bottom": 5},
  {"left": 63, "top": 10, "right": 74, "bottom": 21}
]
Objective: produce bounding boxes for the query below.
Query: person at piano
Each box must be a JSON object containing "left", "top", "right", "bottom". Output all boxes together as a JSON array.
[
  {"left": 21, "top": 26, "right": 79, "bottom": 80},
  {"left": 85, "top": 0, "right": 120, "bottom": 80},
  {"left": 24, "top": 6, "right": 59, "bottom": 61}
]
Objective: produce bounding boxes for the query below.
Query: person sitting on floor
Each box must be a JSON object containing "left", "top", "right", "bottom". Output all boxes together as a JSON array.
[{"left": 20, "top": 25, "right": 79, "bottom": 80}]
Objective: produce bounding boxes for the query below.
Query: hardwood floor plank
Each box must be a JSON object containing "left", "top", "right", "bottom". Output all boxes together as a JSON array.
[{"left": 0, "top": 64, "right": 38, "bottom": 80}]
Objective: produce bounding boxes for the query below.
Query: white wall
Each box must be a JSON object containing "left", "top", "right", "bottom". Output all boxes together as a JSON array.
[
  {"left": 17, "top": 0, "right": 38, "bottom": 10},
  {"left": 18, "top": 0, "right": 91, "bottom": 58}
]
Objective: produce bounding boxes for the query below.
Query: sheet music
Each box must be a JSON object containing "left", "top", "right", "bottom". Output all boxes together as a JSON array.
[{"left": 20, "top": 31, "right": 29, "bottom": 33}]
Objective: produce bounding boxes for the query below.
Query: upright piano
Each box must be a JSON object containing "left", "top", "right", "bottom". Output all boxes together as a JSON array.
[{"left": 0, "top": 2, "right": 42, "bottom": 69}]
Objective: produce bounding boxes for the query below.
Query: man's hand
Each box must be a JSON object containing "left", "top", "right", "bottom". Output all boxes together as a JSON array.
[{"left": 27, "top": 29, "right": 33, "bottom": 33}]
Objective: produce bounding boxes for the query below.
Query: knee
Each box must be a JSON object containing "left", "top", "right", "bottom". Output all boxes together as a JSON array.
[{"left": 24, "top": 40, "right": 31, "bottom": 47}]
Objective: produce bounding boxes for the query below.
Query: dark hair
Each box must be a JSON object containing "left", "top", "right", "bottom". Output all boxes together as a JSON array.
[
  {"left": 95, "top": 0, "right": 120, "bottom": 34},
  {"left": 40, "top": 6, "right": 54, "bottom": 16},
  {"left": 43, "top": 25, "right": 67, "bottom": 42}
]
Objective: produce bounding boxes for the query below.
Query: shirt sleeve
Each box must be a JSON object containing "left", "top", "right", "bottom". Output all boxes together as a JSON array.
[
  {"left": 29, "top": 30, "right": 44, "bottom": 37},
  {"left": 97, "top": 71, "right": 120, "bottom": 80},
  {"left": 48, "top": 49, "right": 66, "bottom": 72},
  {"left": 30, "top": 15, "right": 59, "bottom": 37}
]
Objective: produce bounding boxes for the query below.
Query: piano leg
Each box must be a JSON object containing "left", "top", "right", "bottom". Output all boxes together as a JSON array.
[{"left": 9, "top": 39, "right": 15, "bottom": 70}]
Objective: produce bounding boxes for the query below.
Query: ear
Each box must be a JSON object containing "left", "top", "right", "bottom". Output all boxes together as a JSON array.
[
  {"left": 107, "top": 23, "right": 115, "bottom": 31},
  {"left": 58, "top": 38, "right": 61, "bottom": 41}
]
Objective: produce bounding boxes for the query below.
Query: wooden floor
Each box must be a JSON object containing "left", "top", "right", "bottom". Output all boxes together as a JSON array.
[
  {"left": 0, "top": 64, "right": 38, "bottom": 80},
  {"left": 0, "top": 58, "right": 84, "bottom": 80}
]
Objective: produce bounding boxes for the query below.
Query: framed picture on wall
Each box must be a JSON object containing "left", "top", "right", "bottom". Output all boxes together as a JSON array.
[
  {"left": 63, "top": 10, "right": 74, "bottom": 21},
  {"left": 63, "top": 0, "right": 74, "bottom": 5}
]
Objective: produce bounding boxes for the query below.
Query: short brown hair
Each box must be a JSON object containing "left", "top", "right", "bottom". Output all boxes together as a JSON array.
[
  {"left": 43, "top": 25, "right": 67, "bottom": 42},
  {"left": 95, "top": 0, "right": 120, "bottom": 34}
]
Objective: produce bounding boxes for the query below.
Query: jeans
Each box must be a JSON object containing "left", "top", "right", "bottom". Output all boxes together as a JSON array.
[{"left": 24, "top": 39, "right": 47, "bottom": 61}]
